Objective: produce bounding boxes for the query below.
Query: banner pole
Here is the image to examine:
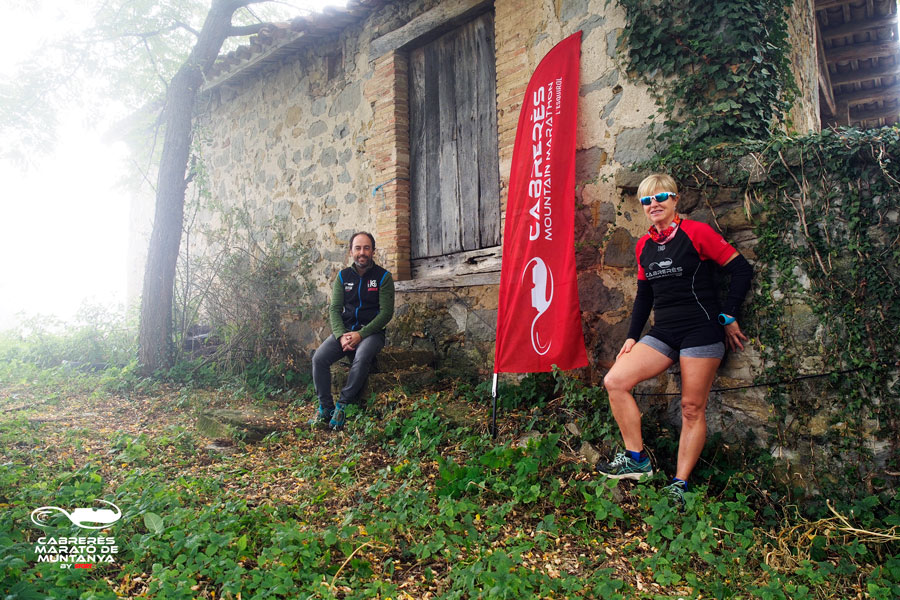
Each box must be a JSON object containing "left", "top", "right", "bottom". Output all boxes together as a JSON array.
[{"left": 490, "top": 373, "right": 499, "bottom": 439}]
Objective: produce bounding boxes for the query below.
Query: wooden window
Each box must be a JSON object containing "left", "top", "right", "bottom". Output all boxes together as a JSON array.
[{"left": 408, "top": 12, "right": 500, "bottom": 263}]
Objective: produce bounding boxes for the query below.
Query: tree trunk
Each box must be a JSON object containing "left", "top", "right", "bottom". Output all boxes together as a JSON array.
[{"left": 138, "top": 0, "right": 253, "bottom": 374}]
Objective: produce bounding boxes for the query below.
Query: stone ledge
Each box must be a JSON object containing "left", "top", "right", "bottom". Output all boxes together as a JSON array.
[{"left": 196, "top": 408, "right": 287, "bottom": 443}]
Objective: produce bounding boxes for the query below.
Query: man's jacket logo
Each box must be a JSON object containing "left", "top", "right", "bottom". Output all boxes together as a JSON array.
[
  {"left": 522, "top": 257, "right": 554, "bottom": 356},
  {"left": 31, "top": 500, "right": 122, "bottom": 530}
]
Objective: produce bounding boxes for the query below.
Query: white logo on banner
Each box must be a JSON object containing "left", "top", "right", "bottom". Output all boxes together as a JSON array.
[{"left": 522, "top": 257, "right": 554, "bottom": 356}]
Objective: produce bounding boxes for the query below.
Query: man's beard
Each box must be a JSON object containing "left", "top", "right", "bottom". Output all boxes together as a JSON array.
[{"left": 354, "top": 257, "right": 371, "bottom": 270}]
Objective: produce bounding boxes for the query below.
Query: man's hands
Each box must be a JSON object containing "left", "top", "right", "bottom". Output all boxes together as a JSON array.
[{"left": 340, "top": 331, "right": 362, "bottom": 351}]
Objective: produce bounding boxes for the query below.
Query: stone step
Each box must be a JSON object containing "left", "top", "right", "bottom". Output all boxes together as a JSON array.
[
  {"left": 373, "top": 348, "right": 436, "bottom": 372},
  {"left": 196, "top": 407, "right": 287, "bottom": 443},
  {"left": 329, "top": 346, "right": 437, "bottom": 404},
  {"left": 332, "top": 366, "right": 436, "bottom": 404}
]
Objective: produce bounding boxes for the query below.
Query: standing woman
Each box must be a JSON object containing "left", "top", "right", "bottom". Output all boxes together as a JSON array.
[{"left": 598, "top": 174, "right": 754, "bottom": 506}]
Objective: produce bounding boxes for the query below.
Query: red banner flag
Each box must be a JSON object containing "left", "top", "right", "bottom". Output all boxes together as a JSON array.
[{"left": 494, "top": 31, "right": 587, "bottom": 373}]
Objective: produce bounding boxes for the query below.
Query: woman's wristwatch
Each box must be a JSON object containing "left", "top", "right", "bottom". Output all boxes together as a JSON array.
[{"left": 718, "top": 313, "right": 736, "bottom": 326}]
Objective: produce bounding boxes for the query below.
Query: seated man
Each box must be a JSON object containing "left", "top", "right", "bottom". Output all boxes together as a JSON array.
[{"left": 310, "top": 231, "right": 394, "bottom": 430}]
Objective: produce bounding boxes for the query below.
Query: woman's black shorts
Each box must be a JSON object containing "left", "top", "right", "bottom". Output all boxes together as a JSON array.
[{"left": 639, "top": 320, "right": 725, "bottom": 361}]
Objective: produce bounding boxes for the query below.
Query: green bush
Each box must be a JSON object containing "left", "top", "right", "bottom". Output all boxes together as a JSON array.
[{"left": 0, "top": 303, "right": 136, "bottom": 369}]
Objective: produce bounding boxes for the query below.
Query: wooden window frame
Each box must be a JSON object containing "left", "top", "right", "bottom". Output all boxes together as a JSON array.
[{"left": 368, "top": 0, "right": 501, "bottom": 292}]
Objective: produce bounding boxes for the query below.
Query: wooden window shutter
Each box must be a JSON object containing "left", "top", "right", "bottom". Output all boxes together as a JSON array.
[{"left": 409, "top": 11, "right": 500, "bottom": 260}]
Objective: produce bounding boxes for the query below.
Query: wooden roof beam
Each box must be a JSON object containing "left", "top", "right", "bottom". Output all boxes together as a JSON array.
[
  {"left": 825, "top": 40, "right": 900, "bottom": 63},
  {"left": 829, "top": 100, "right": 851, "bottom": 126},
  {"left": 815, "top": 0, "right": 867, "bottom": 9},
  {"left": 850, "top": 104, "right": 900, "bottom": 122},
  {"left": 834, "top": 80, "right": 900, "bottom": 105},
  {"left": 820, "top": 13, "right": 898, "bottom": 41},
  {"left": 830, "top": 61, "right": 900, "bottom": 85}
]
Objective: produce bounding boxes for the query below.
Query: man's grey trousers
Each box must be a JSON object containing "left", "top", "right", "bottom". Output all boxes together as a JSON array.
[{"left": 311, "top": 331, "right": 385, "bottom": 409}]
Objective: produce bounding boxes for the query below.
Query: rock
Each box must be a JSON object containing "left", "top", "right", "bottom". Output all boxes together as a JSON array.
[
  {"left": 738, "top": 153, "right": 766, "bottom": 183},
  {"left": 575, "top": 147, "right": 608, "bottom": 184},
  {"left": 577, "top": 271, "right": 624, "bottom": 313},
  {"left": 330, "top": 347, "right": 438, "bottom": 403},
  {"left": 377, "top": 348, "right": 437, "bottom": 370},
  {"left": 585, "top": 314, "right": 630, "bottom": 368},
  {"left": 565, "top": 421, "right": 582, "bottom": 437},
  {"left": 718, "top": 206, "right": 753, "bottom": 231},
  {"left": 196, "top": 408, "right": 283, "bottom": 443},
  {"left": 677, "top": 188, "right": 701, "bottom": 213},
  {"left": 196, "top": 414, "right": 232, "bottom": 440},
  {"left": 205, "top": 440, "right": 238, "bottom": 455},
  {"left": 614, "top": 167, "right": 653, "bottom": 190},
  {"left": 603, "top": 227, "right": 638, "bottom": 268},
  {"left": 328, "top": 82, "right": 361, "bottom": 116},
  {"left": 614, "top": 126, "right": 655, "bottom": 166},
  {"left": 465, "top": 309, "right": 497, "bottom": 342},
  {"left": 370, "top": 368, "right": 436, "bottom": 392},
  {"left": 330, "top": 362, "right": 371, "bottom": 404},
  {"left": 439, "top": 400, "right": 478, "bottom": 427},
  {"left": 787, "top": 301, "right": 818, "bottom": 341},
  {"left": 560, "top": 0, "right": 589, "bottom": 21},
  {"left": 579, "top": 441, "right": 602, "bottom": 465},
  {"left": 516, "top": 430, "right": 542, "bottom": 448},
  {"left": 770, "top": 445, "right": 799, "bottom": 462}
]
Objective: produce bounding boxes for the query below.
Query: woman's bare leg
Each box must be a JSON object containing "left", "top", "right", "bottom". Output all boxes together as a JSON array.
[
  {"left": 675, "top": 356, "right": 720, "bottom": 481},
  {"left": 603, "top": 343, "right": 674, "bottom": 451}
]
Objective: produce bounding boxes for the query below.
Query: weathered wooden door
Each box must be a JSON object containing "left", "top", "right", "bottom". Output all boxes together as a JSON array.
[{"left": 409, "top": 11, "right": 500, "bottom": 260}]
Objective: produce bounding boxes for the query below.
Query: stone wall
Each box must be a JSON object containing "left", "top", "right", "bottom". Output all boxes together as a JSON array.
[
  {"left": 196, "top": 20, "right": 377, "bottom": 295},
  {"left": 787, "top": 0, "right": 820, "bottom": 133},
  {"left": 186, "top": 0, "right": 822, "bottom": 449}
]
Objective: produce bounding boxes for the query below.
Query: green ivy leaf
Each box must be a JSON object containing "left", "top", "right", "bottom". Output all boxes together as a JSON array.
[{"left": 144, "top": 511, "right": 164, "bottom": 534}]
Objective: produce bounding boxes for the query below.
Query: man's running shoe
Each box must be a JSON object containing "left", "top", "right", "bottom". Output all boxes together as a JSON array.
[
  {"left": 665, "top": 480, "right": 687, "bottom": 510},
  {"left": 308, "top": 405, "right": 333, "bottom": 427},
  {"left": 596, "top": 451, "right": 653, "bottom": 480},
  {"left": 330, "top": 403, "right": 346, "bottom": 430}
]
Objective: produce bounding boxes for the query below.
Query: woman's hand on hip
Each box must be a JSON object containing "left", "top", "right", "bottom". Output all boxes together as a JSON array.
[
  {"left": 617, "top": 338, "right": 637, "bottom": 360},
  {"left": 724, "top": 321, "right": 748, "bottom": 352}
]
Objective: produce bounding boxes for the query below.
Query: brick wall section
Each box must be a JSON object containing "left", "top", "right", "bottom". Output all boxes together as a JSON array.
[
  {"left": 493, "top": 0, "right": 539, "bottom": 216},
  {"left": 364, "top": 51, "right": 412, "bottom": 281}
]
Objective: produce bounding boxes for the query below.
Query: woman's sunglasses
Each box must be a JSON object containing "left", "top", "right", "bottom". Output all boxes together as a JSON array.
[{"left": 639, "top": 192, "right": 677, "bottom": 205}]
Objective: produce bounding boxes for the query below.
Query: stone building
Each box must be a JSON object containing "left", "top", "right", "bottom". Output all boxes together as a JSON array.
[{"left": 128, "top": 0, "right": 896, "bottom": 455}]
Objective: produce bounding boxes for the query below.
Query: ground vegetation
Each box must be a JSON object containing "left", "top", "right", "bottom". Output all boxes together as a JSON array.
[{"left": 1, "top": 333, "right": 897, "bottom": 598}]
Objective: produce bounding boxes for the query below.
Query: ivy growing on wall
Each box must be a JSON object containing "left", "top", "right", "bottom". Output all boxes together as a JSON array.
[
  {"left": 614, "top": 0, "right": 797, "bottom": 153},
  {"left": 614, "top": 1, "right": 899, "bottom": 486},
  {"left": 711, "top": 130, "right": 898, "bottom": 481}
]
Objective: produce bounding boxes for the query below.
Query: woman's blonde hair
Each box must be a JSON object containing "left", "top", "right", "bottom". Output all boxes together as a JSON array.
[{"left": 637, "top": 174, "right": 678, "bottom": 200}]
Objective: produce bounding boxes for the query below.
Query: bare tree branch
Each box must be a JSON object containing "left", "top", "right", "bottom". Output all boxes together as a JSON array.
[
  {"left": 222, "top": 0, "right": 272, "bottom": 14},
  {"left": 173, "top": 21, "right": 201, "bottom": 38},
  {"left": 141, "top": 38, "right": 170, "bottom": 93},
  {"left": 228, "top": 22, "right": 277, "bottom": 37},
  {"left": 111, "top": 25, "right": 184, "bottom": 42}
]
